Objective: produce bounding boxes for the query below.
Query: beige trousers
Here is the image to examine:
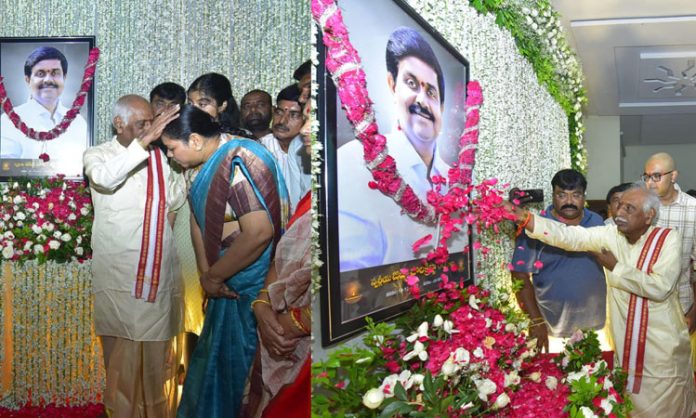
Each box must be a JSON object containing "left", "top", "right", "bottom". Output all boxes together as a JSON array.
[{"left": 101, "top": 336, "right": 179, "bottom": 418}]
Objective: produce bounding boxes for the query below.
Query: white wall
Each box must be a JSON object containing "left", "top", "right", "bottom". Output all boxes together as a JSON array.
[
  {"left": 623, "top": 144, "right": 696, "bottom": 192},
  {"left": 585, "top": 116, "right": 621, "bottom": 200}
]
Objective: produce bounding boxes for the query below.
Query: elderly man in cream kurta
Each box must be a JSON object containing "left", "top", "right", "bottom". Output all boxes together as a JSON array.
[
  {"left": 507, "top": 183, "right": 696, "bottom": 417},
  {"left": 84, "top": 95, "right": 185, "bottom": 418}
]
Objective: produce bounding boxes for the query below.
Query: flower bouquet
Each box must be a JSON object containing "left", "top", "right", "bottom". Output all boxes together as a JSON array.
[
  {"left": 312, "top": 283, "right": 631, "bottom": 417},
  {"left": 0, "top": 176, "right": 92, "bottom": 264}
]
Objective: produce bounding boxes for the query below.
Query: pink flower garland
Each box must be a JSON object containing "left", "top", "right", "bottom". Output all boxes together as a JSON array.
[{"left": 0, "top": 47, "right": 100, "bottom": 143}]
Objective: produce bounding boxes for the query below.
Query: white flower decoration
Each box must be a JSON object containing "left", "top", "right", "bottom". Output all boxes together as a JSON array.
[{"left": 362, "top": 388, "right": 384, "bottom": 410}]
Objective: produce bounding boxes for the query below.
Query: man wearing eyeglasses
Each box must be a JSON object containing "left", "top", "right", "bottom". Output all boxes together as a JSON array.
[
  {"left": 510, "top": 169, "right": 607, "bottom": 353},
  {"left": 259, "top": 84, "right": 310, "bottom": 210},
  {"left": 643, "top": 152, "right": 696, "bottom": 366}
]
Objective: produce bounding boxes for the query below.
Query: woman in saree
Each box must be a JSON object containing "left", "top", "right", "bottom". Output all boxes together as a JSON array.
[
  {"left": 161, "top": 104, "right": 288, "bottom": 418},
  {"left": 243, "top": 100, "right": 312, "bottom": 418}
]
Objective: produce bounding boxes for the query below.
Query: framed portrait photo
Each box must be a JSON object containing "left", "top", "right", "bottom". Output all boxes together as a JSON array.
[
  {"left": 318, "top": 0, "right": 473, "bottom": 345},
  {"left": 0, "top": 36, "right": 95, "bottom": 179}
]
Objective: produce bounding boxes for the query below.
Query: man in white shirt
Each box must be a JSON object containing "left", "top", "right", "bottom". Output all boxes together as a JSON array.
[
  {"left": 259, "top": 84, "right": 311, "bottom": 210},
  {"left": 338, "top": 27, "right": 467, "bottom": 271},
  {"left": 1, "top": 46, "right": 88, "bottom": 175},
  {"left": 84, "top": 95, "right": 185, "bottom": 418}
]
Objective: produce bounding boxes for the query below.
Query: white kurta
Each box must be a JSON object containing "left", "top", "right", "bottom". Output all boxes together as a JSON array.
[
  {"left": 84, "top": 137, "right": 186, "bottom": 341},
  {"left": 259, "top": 133, "right": 310, "bottom": 211},
  {"left": 529, "top": 215, "right": 696, "bottom": 417}
]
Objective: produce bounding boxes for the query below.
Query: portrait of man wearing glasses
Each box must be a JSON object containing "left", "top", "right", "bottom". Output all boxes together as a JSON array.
[
  {"left": 259, "top": 83, "right": 310, "bottom": 210},
  {"left": 643, "top": 152, "right": 696, "bottom": 362}
]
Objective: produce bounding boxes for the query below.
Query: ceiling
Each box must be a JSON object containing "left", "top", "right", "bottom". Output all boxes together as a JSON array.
[{"left": 551, "top": 0, "right": 696, "bottom": 146}]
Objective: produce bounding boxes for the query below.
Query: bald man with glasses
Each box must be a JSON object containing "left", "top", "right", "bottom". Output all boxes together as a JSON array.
[{"left": 643, "top": 152, "right": 696, "bottom": 366}]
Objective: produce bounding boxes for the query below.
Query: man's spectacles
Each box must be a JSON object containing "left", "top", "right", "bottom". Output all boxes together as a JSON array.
[
  {"left": 640, "top": 170, "right": 674, "bottom": 182},
  {"left": 273, "top": 107, "right": 303, "bottom": 121}
]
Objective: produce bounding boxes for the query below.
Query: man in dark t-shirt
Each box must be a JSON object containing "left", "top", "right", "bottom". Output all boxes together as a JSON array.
[{"left": 511, "top": 169, "right": 606, "bottom": 353}]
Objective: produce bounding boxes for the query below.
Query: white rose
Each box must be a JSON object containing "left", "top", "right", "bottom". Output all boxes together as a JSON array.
[
  {"left": 379, "top": 374, "right": 399, "bottom": 398},
  {"left": 362, "top": 388, "right": 384, "bottom": 410},
  {"left": 16, "top": 221, "right": 23, "bottom": 227},
  {"left": 468, "top": 294, "right": 480, "bottom": 310},
  {"left": 14, "top": 212, "right": 26, "bottom": 220},
  {"left": 75, "top": 247, "right": 84, "bottom": 256},
  {"left": 4, "top": 231, "right": 14, "bottom": 240},
  {"left": 80, "top": 206, "right": 90, "bottom": 216},
  {"left": 580, "top": 406, "right": 598, "bottom": 418},
  {"left": 2, "top": 246, "right": 14, "bottom": 259},
  {"left": 44, "top": 223, "right": 55, "bottom": 232},
  {"left": 68, "top": 213, "right": 77, "bottom": 221},
  {"left": 48, "top": 240, "right": 60, "bottom": 250},
  {"left": 13, "top": 195, "right": 23, "bottom": 204},
  {"left": 37, "top": 234, "right": 47, "bottom": 243},
  {"left": 31, "top": 225, "right": 42, "bottom": 234},
  {"left": 529, "top": 371, "right": 541, "bottom": 383},
  {"left": 2, "top": 214, "right": 9, "bottom": 221},
  {"left": 417, "top": 321, "right": 429, "bottom": 337},
  {"left": 443, "top": 320, "right": 458, "bottom": 334},
  {"left": 61, "top": 233, "right": 71, "bottom": 242},
  {"left": 397, "top": 370, "right": 412, "bottom": 389},
  {"left": 505, "top": 323, "right": 516, "bottom": 333},
  {"left": 504, "top": 371, "right": 520, "bottom": 387},
  {"left": 474, "top": 378, "right": 497, "bottom": 402},
  {"left": 53, "top": 231, "right": 62, "bottom": 239},
  {"left": 441, "top": 356, "right": 457, "bottom": 377},
  {"left": 545, "top": 376, "right": 558, "bottom": 390},
  {"left": 600, "top": 398, "right": 613, "bottom": 415},
  {"left": 76, "top": 236, "right": 82, "bottom": 244},
  {"left": 409, "top": 373, "right": 424, "bottom": 391},
  {"left": 34, "top": 244, "right": 44, "bottom": 255},
  {"left": 433, "top": 314, "right": 444, "bottom": 328},
  {"left": 454, "top": 347, "right": 470, "bottom": 365},
  {"left": 473, "top": 347, "right": 484, "bottom": 358},
  {"left": 492, "top": 392, "right": 510, "bottom": 410},
  {"left": 23, "top": 241, "right": 33, "bottom": 251}
]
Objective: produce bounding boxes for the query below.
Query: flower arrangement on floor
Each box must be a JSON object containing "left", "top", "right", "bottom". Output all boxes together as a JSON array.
[
  {"left": 0, "top": 176, "right": 92, "bottom": 263},
  {"left": 312, "top": 283, "right": 631, "bottom": 417}
]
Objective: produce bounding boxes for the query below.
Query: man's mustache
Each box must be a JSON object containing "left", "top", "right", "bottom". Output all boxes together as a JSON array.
[
  {"left": 273, "top": 123, "right": 288, "bottom": 131},
  {"left": 39, "top": 82, "right": 59, "bottom": 89},
  {"left": 408, "top": 103, "right": 434, "bottom": 122},
  {"left": 615, "top": 216, "right": 627, "bottom": 224},
  {"left": 561, "top": 204, "right": 578, "bottom": 211}
]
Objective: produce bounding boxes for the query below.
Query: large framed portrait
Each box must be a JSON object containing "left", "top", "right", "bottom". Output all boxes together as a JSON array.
[
  {"left": 319, "top": 0, "right": 473, "bottom": 345},
  {"left": 0, "top": 36, "right": 95, "bottom": 179}
]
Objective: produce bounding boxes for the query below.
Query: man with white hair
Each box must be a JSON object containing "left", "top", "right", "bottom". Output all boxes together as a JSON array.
[
  {"left": 84, "top": 95, "right": 185, "bottom": 418},
  {"left": 506, "top": 182, "right": 696, "bottom": 417}
]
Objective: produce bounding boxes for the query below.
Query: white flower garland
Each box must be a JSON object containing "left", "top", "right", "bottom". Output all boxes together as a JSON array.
[
  {"left": 1, "top": 260, "right": 105, "bottom": 408},
  {"left": 404, "top": 0, "right": 572, "bottom": 291}
]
